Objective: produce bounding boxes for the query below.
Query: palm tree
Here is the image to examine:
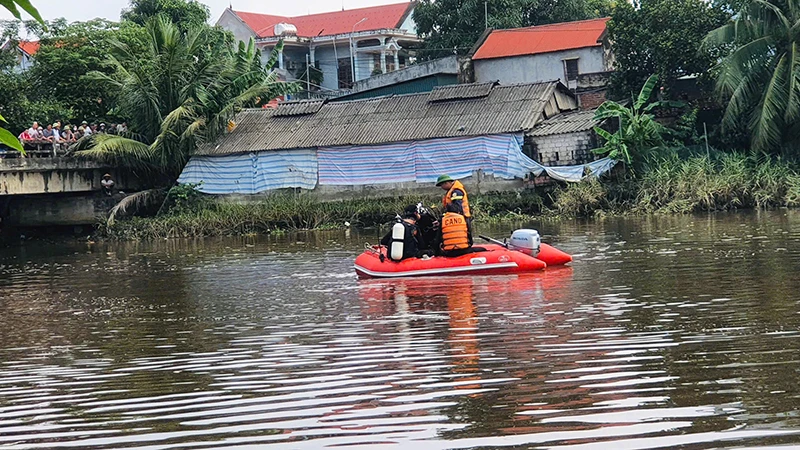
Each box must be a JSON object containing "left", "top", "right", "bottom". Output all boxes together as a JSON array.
[
  {"left": 81, "top": 15, "right": 296, "bottom": 182},
  {"left": 704, "top": 0, "right": 800, "bottom": 153}
]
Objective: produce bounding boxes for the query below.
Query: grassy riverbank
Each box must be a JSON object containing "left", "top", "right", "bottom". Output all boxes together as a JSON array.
[
  {"left": 97, "top": 192, "right": 548, "bottom": 239},
  {"left": 99, "top": 149, "right": 800, "bottom": 239},
  {"left": 553, "top": 149, "right": 800, "bottom": 217}
]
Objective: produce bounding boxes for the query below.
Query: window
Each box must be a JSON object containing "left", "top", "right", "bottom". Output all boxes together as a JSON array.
[
  {"left": 563, "top": 58, "right": 579, "bottom": 82},
  {"left": 337, "top": 58, "right": 353, "bottom": 89}
]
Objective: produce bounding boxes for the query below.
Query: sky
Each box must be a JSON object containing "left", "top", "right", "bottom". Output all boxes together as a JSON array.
[{"left": 0, "top": 0, "right": 405, "bottom": 29}]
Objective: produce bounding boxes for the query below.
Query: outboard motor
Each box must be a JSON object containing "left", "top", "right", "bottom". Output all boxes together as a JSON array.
[{"left": 508, "top": 229, "right": 541, "bottom": 257}]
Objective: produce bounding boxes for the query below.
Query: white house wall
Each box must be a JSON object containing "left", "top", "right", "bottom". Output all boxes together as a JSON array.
[
  {"left": 474, "top": 47, "right": 605, "bottom": 85},
  {"left": 216, "top": 9, "right": 257, "bottom": 46},
  {"left": 399, "top": 13, "right": 417, "bottom": 34}
]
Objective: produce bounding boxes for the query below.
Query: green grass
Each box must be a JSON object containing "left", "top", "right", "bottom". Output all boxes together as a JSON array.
[
  {"left": 550, "top": 149, "right": 800, "bottom": 217},
  {"left": 99, "top": 191, "right": 551, "bottom": 240}
]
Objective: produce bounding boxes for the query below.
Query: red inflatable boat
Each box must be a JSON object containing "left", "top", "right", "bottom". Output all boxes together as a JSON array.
[{"left": 354, "top": 229, "right": 572, "bottom": 279}]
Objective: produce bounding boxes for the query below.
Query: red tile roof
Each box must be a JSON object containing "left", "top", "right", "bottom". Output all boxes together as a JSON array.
[
  {"left": 472, "top": 18, "right": 609, "bottom": 61},
  {"left": 233, "top": 2, "right": 415, "bottom": 38},
  {"left": 17, "top": 40, "right": 39, "bottom": 55}
]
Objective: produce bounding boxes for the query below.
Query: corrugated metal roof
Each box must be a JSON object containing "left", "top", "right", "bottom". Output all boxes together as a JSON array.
[
  {"left": 273, "top": 100, "right": 325, "bottom": 116},
  {"left": 528, "top": 109, "right": 599, "bottom": 136},
  {"left": 427, "top": 82, "right": 496, "bottom": 102},
  {"left": 473, "top": 18, "right": 609, "bottom": 61},
  {"left": 198, "top": 81, "right": 578, "bottom": 156}
]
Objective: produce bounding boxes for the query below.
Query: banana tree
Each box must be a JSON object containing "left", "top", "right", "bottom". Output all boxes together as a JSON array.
[
  {"left": 592, "top": 74, "right": 682, "bottom": 166},
  {"left": 0, "top": 113, "right": 24, "bottom": 154},
  {"left": 0, "top": 0, "right": 44, "bottom": 23}
]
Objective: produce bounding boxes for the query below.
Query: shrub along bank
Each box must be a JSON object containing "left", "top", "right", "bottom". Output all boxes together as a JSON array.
[
  {"left": 97, "top": 191, "right": 549, "bottom": 239},
  {"left": 552, "top": 149, "right": 800, "bottom": 217},
  {"left": 98, "top": 149, "right": 800, "bottom": 239}
]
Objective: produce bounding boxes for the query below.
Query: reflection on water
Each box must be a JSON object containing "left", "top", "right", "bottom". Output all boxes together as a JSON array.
[{"left": 3, "top": 211, "right": 800, "bottom": 448}]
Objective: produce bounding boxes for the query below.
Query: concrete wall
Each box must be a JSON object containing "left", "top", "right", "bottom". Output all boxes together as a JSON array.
[
  {"left": 349, "top": 56, "right": 458, "bottom": 93},
  {"left": 530, "top": 130, "right": 596, "bottom": 166},
  {"left": 0, "top": 158, "right": 140, "bottom": 196},
  {"left": 474, "top": 47, "right": 606, "bottom": 85},
  {"left": 4, "top": 193, "right": 115, "bottom": 226},
  {"left": 336, "top": 74, "right": 458, "bottom": 100}
]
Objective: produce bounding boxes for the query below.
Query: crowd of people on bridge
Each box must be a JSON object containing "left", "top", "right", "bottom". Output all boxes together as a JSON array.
[{"left": 16, "top": 120, "right": 128, "bottom": 155}]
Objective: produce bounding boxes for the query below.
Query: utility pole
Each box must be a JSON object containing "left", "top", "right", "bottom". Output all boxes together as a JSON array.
[
  {"left": 305, "top": 53, "right": 310, "bottom": 95},
  {"left": 485, "top": 1, "right": 488, "bottom": 29},
  {"left": 350, "top": 18, "right": 367, "bottom": 87}
]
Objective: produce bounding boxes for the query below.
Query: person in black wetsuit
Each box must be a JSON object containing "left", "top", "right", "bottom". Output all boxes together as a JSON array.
[{"left": 380, "top": 205, "right": 425, "bottom": 260}]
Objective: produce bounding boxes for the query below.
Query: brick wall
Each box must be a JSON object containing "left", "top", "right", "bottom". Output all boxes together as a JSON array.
[
  {"left": 578, "top": 90, "right": 607, "bottom": 109},
  {"left": 529, "top": 130, "right": 596, "bottom": 166}
]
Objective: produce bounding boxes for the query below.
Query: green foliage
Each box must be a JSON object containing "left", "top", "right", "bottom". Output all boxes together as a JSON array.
[
  {"left": 0, "top": 0, "right": 44, "bottom": 26},
  {"left": 122, "top": 0, "right": 209, "bottom": 31},
  {"left": 632, "top": 149, "right": 800, "bottom": 212},
  {"left": 99, "top": 192, "right": 549, "bottom": 239},
  {"left": 413, "top": 0, "right": 613, "bottom": 59},
  {"left": 0, "top": 18, "right": 147, "bottom": 133},
  {"left": 703, "top": 0, "right": 800, "bottom": 154},
  {"left": 79, "top": 17, "right": 299, "bottom": 183},
  {"left": 592, "top": 74, "right": 681, "bottom": 166},
  {"left": 551, "top": 148, "right": 800, "bottom": 217},
  {"left": 0, "top": 68, "right": 74, "bottom": 133},
  {"left": 163, "top": 182, "right": 207, "bottom": 214},
  {"left": 27, "top": 19, "right": 147, "bottom": 122},
  {"left": 608, "top": 0, "right": 729, "bottom": 98},
  {"left": 0, "top": 112, "right": 23, "bottom": 152},
  {"left": 550, "top": 177, "right": 615, "bottom": 217}
]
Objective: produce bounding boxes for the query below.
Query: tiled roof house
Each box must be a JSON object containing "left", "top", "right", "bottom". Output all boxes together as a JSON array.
[
  {"left": 0, "top": 39, "right": 39, "bottom": 72},
  {"left": 471, "top": 18, "right": 613, "bottom": 107},
  {"left": 216, "top": 2, "right": 420, "bottom": 93}
]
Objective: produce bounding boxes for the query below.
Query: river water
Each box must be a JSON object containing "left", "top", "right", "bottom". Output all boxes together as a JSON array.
[{"left": 2, "top": 211, "right": 800, "bottom": 449}]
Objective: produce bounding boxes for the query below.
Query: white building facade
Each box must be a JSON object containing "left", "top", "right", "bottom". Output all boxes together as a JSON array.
[
  {"left": 216, "top": 3, "right": 421, "bottom": 93},
  {"left": 471, "top": 18, "right": 613, "bottom": 89}
]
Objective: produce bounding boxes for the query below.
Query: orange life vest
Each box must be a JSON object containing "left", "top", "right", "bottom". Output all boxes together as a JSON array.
[
  {"left": 441, "top": 212, "right": 469, "bottom": 251},
  {"left": 442, "top": 180, "right": 471, "bottom": 218}
]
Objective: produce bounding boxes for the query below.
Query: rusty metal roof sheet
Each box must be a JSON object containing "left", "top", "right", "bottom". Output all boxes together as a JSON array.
[
  {"left": 427, "top": 82, "right": 496, "bottom": 102},
  {"left": 528, "top": 109, "right": 599, "bottom": 136},
  {"left": 273, "top": 100, "right": 325, "bottom": 116},
  {"left": 197, "top": 81, "right": 577, "bottom": 156}
]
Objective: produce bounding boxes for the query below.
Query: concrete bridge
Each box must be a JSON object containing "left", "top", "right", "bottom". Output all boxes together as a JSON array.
[{"left": 0, "top": 157, "right": 141, "bottom": 227}]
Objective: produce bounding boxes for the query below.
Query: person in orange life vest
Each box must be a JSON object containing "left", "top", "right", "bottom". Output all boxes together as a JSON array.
[
  {"left": 440, "top": 203, "right": 487, "bottom": 257},
  {"left": 436, "top": 174, "right": 473, "bottom": 245},
  {"left": 380, "top": 205, "right": 427, "bottom": 260}
]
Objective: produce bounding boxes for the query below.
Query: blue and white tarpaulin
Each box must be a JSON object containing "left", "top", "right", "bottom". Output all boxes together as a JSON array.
[
  {"left": 177, "top": 133, "right": 618, "bottom": 194},
  {"left": 318, "top": 133, "right": 616, "bottom": 185},
  {"left": 538, "top": 157, "right": 618, "bottom": 183},
  {"left": 177, "top": 150, "right": 317, "bottom": 194},
  {"left": 318, "top": 134, "right": 536, "bottom": 185}
]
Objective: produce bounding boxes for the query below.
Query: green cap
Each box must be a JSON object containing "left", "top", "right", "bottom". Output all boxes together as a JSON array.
[{"left": 435, "top": 174, "right": 454, "bottom": 186}]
